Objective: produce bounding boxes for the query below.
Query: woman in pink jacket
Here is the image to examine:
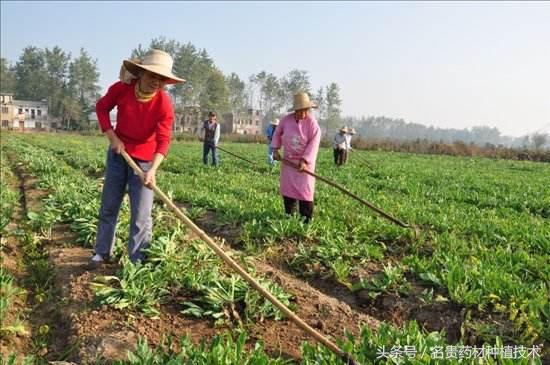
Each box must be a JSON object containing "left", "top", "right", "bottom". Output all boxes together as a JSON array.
[{"left": 271, "top": 92, "right": 321, "bottom": 223}]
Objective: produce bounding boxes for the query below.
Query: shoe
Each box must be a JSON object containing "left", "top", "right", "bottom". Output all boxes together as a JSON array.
[{"left": 87, "top": 254, "right": 109, "bottom": 270}]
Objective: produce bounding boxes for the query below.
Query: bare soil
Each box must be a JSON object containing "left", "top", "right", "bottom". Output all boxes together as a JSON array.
[
  {"left": 8, "top": 156, "right": 542, "bottom": 364},
  {"left": 184, "top": 205, "right": 498, "bottom": 346},
  {"left": 1, "top": 162, "right": 33, "bottom": 361},
  {"left": 2, "top": 161, "right": 381, "bottom": 364}
]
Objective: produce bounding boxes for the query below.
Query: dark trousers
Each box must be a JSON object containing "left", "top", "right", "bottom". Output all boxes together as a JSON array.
[
  {"left": 333, "top": 148, "right": 347, "bottom": 165},
  {"left": 283, "top": 196, "right": 314, "bottom": 224},
  {"left": 203, "top": 143, "right": 218, "bottom": 166}
]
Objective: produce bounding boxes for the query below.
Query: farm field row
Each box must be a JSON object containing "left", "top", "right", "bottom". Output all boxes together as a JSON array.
[{"left": 1, "top": 132, "right": 547, "bottom": 364}]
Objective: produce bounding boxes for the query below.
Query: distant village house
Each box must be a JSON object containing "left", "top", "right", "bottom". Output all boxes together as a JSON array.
[
  {"left": 221, "top": 109, "right": 262, "bottom": 135},
  {"left": 175, "top": 107, "right": 263, "bottom": 136},
  {"left": 174, "top": 106, "right": 202, "bottom": 134},
  {"left": 1, "top": 93, "right": 51, "bottom": 130}
]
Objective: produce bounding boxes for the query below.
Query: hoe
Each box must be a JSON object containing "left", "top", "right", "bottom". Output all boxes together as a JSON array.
[
  {"left": 213, "top": 143, "right": 421, "bottom": 239},
  {"left": 121, "top": 150, "right": 360, "bottom": 365}
]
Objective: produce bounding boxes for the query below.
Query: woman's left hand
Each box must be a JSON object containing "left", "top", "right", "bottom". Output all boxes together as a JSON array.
[
  {"left": 298, "top": 159, "right": 308, "bottom": 172},
  {"left": 141, "top": 169, "right": 156, "bottom": 189}
]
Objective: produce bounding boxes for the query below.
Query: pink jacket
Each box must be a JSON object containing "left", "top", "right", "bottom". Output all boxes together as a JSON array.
[{"left": 271, "top": 113, "right": 321, "bottom": 201}]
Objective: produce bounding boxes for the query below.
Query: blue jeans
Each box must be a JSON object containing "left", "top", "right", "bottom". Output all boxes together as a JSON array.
[
  {"left": 203, "top": 143, "right": 218, "bottom": 166},
  {"left": 267, "top": 145, "right": 277, "bottom": 165},
  {"left": 94, "top": 149, "right": 153, "bottom": 263}
]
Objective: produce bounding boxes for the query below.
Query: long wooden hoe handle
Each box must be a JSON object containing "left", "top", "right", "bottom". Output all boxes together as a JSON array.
[
  {"left": 214, "top": 144, "right": 257, "bottom": 165},
  {"left": 216, "top": 143, "right": 413, "bottom": 232},
  {"left": 120, "top": 150, "right": 359, "bottom": 365},
  {"left": 350, "top": 150, "right": 374, "bottom": 169},
  {"left": 282, "top": 159, "right": 411, "bottom": 229}
]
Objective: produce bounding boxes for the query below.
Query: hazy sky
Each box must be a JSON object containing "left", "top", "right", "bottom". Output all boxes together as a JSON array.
[{"left": 2, "top": 1, "right": 549, "bottom": 137}]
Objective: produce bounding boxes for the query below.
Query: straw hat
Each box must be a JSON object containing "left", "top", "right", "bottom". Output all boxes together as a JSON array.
[
  {"left": 288, "top": 92, "right": 318, "bottom": 112},
  {"left": 123, "top": 49, "right": 185, "bottom": 84},
  {"left": 349, "top": 128, "right": 356, "bottom": 135},
  {"left": 271, "top": 118, "right": 280, "bottom": 125},
  {"left": 339, "top": 126, "right": 348, "bottom": 133}
]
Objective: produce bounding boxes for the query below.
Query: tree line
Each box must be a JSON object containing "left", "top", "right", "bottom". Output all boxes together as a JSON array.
[
  {"left": 130, "top": 37, "right": 344, "bottom": 133},
  {"left": 344, "top": 116, "right": 549, "bottom": 149},
  {"left": 2, "top": 37, "right": 546, "bottom": 148},
  {"left": 1, "top": 37, "right": 344, "bottom": 133},
  {"left": 1, "top": 46, "right": 100, "bottom": 130}
]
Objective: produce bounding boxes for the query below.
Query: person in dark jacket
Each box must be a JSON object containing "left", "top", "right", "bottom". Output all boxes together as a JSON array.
[{"left": 202, "top": 111, "right": 220, "bottom": 166}]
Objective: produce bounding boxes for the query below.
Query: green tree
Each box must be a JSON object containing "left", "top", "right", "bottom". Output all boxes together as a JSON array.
[
  {"left": 0, "top": 58, "right": 16, "bottom": 94},
  {"left": 44, "top": 46, "right": 71, "bottom": 117},
  {"left": 68, "top": 48, "right": 100, "bottom": 123},
  {"left": 14, "top": 46, "right": 48, "bottom": 100},
  {"left": 226, "top": 72, "right": 247, "bottom": 113},
  {"left": 281, "top": 69, "right": 311, "bottom": 110},
  {"left": 131, "top": 36, "right": 181, "bottom": 59},
  {"left": 325, "top": 82, "right": 342, "bottom": 132},
  {"left": 173, "top": 44, "right": 215, "bottom": 107},
  {"left": 248, "top": 71, "right": 267, "bottom": 110},
  {"left": 470, "top": 126, "right": 501, "bottom": 146},
  {"left": 249, "top": 71, "right": 283, "bottom": 122},
  {"left": 60, "top": 91, "right": 82, "bottom": 130},
  {"left": 261, "top": 73, "right": 282, "bottom": 122},
  {"left": 200, "top": 69, "right": 229, "bottom": 116},
  {"left": 148, "top": 36, "right": 181, "bottom": 56},
  {"left": 314, "top": 86, "right": 326, "bottom": 135},
  {"left": 130, "top": 38, "right": 223, "bottom": 113},
  {"left": 532, "top": 133, "right": 548, "bottom": 149}
]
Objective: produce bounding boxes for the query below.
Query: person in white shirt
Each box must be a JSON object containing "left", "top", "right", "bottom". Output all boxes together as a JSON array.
[
  {"left": 344, "top": 127, "right": 356, "bottom": 163},
  {"left": 333, "top": 126, "right": 348, "bottom": 166}
]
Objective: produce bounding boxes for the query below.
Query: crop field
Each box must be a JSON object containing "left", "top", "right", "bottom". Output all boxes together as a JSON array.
[{"left": 0, "top": 132, "right": 548, "bottom": 364}]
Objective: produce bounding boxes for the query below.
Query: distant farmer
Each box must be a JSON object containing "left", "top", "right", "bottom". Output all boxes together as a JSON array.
[
  {"left": 89, "top": 49, "right": 185, "bottom": 269},
  {"left": 333, "top": 126, "right": 348, "bottom": 166},
  {"left": 345, "top": 127, "right": 356, "bottom": 163},
  {"left": 271, "top": 92, "right": 321, "bottom": 223},
  {"left": 266, "top": 118, "right": 279, "bottom": 165},
  {"left": 202, "top": 111, "right": 220, "bottom": 166}
]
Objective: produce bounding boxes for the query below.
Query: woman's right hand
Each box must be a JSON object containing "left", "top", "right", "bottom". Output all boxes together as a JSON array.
[
  {"left": 110, "top": 137, "right": 124, "bottom": 154},
  {"left": 105, "top": 130, "right": 124, "bottom": 154}
]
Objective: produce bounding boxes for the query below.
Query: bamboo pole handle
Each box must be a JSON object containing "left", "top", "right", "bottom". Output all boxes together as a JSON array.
[
  {"left": 120, "top": 150, "right": 359, "bottom": 365},
  {"left": 215, "top": 144, "right": 257, "bottom": 165},
  {"left": 281, "top": 159, "right": 411, "bottom": 229},
  {"left": 215, "top": 142, "right": 414, "bottom": 232},
  {"left": 207, "top": 142, "right": 415, "bottom": 234},
  {"left": 350, "top": 150, "right": 374, "bottom": 169}
]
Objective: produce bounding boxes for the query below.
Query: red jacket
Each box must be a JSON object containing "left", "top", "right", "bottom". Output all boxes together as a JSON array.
[{"left": 96, "top": 80, "right": 174, "bottom": 161}]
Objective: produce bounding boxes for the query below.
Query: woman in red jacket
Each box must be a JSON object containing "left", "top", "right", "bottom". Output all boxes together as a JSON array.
[{"left": 89, "top": 49, "right": 185, "bottom": 268}]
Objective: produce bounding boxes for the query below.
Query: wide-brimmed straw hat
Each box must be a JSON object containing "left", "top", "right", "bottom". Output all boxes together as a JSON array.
[
  {"left": 123, "top": 49, "right": 185, "bottom": 84},
  {"left": 288, "top": 92, "right": 318, "bottom": 112},
  {"left": 271, "top": 118, "right": 280, "bottom": 125},
  {"left": 339, "top": 126, "right": 348, "bottom": 133}
]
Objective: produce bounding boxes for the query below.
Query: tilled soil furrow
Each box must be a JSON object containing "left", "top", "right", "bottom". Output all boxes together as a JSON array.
[{"left": 10, "top": 151, "right": 378, "bottom": 362}]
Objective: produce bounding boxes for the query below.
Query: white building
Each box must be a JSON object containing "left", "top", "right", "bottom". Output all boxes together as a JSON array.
[
  {"left": 221, "top": 109, "right": 262, "bottom": 135},
  {"left": 1, "top": 93, "right": 50, "bottom": 130}
]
